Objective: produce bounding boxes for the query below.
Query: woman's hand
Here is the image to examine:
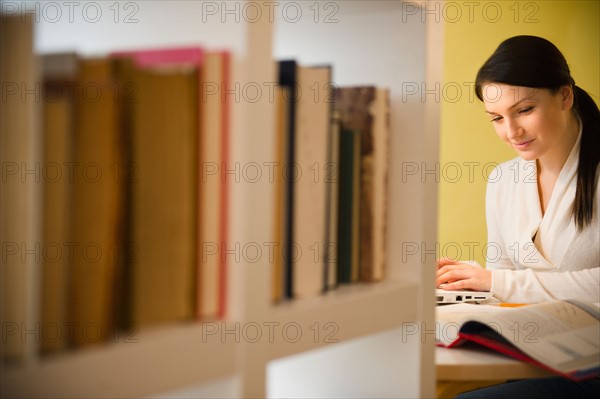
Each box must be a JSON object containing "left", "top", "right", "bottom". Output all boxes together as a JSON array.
[{"left": 435, "top": 257, "right": 492, "bottom": 292}]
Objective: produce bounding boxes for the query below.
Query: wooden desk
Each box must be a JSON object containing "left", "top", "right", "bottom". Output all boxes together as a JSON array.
[{"left": 436, "top": 345, "right": 554, "bottom": 398}]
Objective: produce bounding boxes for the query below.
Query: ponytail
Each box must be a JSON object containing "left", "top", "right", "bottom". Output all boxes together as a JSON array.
[{"left": 572, "top": 85, "right": 600, "bottom": 231}]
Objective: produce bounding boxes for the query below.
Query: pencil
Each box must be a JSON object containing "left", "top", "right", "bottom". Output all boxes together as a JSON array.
[{"left": 493, "top": 303, "right": 529, "bottom": 307}]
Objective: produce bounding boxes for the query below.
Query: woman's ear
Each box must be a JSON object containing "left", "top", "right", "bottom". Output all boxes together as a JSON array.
[{"left": 560, "top": 85, "right": 574, "bottom": 110}]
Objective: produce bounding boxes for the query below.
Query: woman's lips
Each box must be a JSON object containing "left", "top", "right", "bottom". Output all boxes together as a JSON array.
[{"left": 513, "top": 139, "right": 535, "bottom": 149}]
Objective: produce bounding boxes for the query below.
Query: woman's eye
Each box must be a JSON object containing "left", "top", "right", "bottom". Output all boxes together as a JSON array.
[
  {"left": 490, "top": 116, "right": 502, "bottom": 123},
  {"left": 519, "top": 106, "right": 534, "bottom": 114}
]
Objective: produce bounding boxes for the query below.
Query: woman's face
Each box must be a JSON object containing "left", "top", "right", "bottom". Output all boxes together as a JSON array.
[{"left": 481, "top": 84, "right": 574, "bottom": 162}]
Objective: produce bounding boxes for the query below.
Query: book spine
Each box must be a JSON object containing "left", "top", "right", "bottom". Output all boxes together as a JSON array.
[
  {"left": 337, "top": 128, "right": 361, "bottom": 284},
  {"left": 218, "top": 51, "right": 231, "bottom": 319},
  {"left": 278, "top": 60, "right": 298, "bottom": 299}
]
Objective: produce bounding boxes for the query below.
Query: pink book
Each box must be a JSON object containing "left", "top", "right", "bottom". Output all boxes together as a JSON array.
[
  {"left": 112, "top": 47, "right": 230, "bottom": 321},
  {"left": 111, "top": 47, "right": 203, "bottom": 67}
]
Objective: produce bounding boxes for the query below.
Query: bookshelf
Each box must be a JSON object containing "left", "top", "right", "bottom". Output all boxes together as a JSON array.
[{"left": 1, "top": 1, "right": 442, "bottom": 397}]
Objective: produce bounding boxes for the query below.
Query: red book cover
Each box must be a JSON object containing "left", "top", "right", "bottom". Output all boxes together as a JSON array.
[
  {"left": 458, "top": 331, "right": 599, "bottom": 382},
  {"left": 436, "top": 301, "right": 600, "bottom": 383}
]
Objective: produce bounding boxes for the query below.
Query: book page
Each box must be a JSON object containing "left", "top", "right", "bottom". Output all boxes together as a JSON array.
[
  {"left": 436, "top": 302, "right": 600, "bottom": 374},
  {"left": 484, "top": 301, "right": 599, "bottom": 374}
]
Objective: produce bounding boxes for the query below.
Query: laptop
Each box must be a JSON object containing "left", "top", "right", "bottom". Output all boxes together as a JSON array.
[{"left": 436, "top": 289, "right": 493, "bottom": 304}]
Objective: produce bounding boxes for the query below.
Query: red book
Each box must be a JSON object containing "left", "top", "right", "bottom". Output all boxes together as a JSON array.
[{"left": 436, "top": 301, "right": 600, "bottom": 381}]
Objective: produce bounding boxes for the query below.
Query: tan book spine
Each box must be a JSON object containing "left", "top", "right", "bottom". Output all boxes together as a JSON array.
[
  {"left": 69, "top": 58, "right": 124, "bottom": 346},
  {"left": 198, "top": 52, "right": 223, "bottom": 319},
  {"left": 129, "top": 65, "right": 198, "bottom": 325},
  {"left": 41, "top": 77, "right": 75, "bottom": 352},
  {"left": 0, "top": 14, "right": 40, "bottom": 364}
]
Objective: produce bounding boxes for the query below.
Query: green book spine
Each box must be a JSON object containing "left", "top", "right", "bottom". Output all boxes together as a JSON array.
[{"left": 337, "top": 128, "right": 361, "bottom": 284}]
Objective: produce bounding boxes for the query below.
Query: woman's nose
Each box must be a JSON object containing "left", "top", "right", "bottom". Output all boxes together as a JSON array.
[{"left": 506, "top": 119, "right": 524, "bottom": 141}]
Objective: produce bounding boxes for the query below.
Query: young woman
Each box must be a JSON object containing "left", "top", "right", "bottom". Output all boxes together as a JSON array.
[
  {"left": 437, "top": 35, "right": 600, "bottom": 399},
  {"left": 436, "top": 35, "right": 599, "bottom": 305}
]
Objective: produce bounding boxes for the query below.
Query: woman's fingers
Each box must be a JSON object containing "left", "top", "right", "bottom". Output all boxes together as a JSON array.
[
  {"left": 442, "top": 280, "right": 471, "bottom": 291},
  {"left": 435, "top": 263, "right": 492, "bottom": 291},
  {"left": 436, "top": 265, "right": 468, "bottom": 287},
  {"left": 436, "top": 257, "right": 459, "bottom": 269}
]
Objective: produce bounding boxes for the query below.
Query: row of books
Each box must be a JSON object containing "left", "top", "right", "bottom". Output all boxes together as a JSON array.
[
  {"left": 273, "top": 61, "right": 391, "bottom": 301},
  {"left": 36, "top": 48, "right": 232, "bottom": 353},
  {"left": 3, "top": 22, "right": 391, "bottom": 357}
]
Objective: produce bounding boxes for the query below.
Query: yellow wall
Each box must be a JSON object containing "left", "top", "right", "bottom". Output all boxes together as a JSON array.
[{"left": 438, "top": 0, "right": 600, "bottom": 265}]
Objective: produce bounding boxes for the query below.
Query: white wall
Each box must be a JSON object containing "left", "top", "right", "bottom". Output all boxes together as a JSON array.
[
  {"left": 270, "top": 3, "right": 430, "bottom": 397},
  {"left": 26, "top": 0, "right": 247, "bottom": 55}
]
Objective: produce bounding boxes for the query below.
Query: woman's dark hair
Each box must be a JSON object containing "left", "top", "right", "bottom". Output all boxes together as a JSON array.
[{"left": 475, "top": 35, "right": 600, "bottom": 231}]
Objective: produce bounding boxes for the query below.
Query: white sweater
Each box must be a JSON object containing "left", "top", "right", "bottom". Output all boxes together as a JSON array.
[{"left": 485, "top": 131, "right": 600, "bottom": 304}]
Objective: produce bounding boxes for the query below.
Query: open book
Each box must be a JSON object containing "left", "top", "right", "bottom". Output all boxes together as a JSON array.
[{"left": 436, "top": 300, "right": 600, "bottom": 381}]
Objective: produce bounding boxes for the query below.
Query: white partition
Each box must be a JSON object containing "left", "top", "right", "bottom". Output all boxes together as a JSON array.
[{"left": 2, "top": 1, "right": 442, "bottom": 397}]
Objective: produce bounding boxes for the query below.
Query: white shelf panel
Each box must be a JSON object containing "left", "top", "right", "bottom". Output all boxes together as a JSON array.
[
  {"left": 1, "top": 323, "right": 236, "bottom": 398},
  {"left": 1, "top": 281, "right": 418, "bottom": 398},
  {"left": 267, "top": 280, "right": 419, "bottom": 361}
]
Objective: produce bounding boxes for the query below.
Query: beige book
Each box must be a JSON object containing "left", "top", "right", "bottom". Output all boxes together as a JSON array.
[
  {"left": 198, "top": 52, "right": 224, "bottom": 319},
  {"left": 292, "top": 65, "right": 332, "bottom": 299}
]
